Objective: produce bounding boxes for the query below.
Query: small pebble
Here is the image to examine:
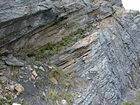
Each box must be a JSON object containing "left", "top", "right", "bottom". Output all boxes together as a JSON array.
[
  {"left": 0, "top": 73, "right": 4, "bottom": 76},
  {"left": 39, "top": 66, "right": 45, "bottom": 71},
  {"left": 33, "top": 65, "right": 38, "bottom": 69},
  {"left": 32, "top": 70, "right": 38, "bottom": 77}
]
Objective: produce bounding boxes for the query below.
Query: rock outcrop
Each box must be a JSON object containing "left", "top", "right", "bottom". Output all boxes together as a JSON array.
[
  {"left": 0, "top": 0, "right": 121, "bottom": 54},
  {"left": 1, "top": 0, "right": 140, "bottom": 105},
  {"left": 50, "top": 10, "right": 140, "bottom": 105}
]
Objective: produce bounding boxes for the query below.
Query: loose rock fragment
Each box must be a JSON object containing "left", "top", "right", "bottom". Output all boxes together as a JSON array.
[
  {"left": 31, "top": 75, "right": 36, "bottom": 80},
  {"left": 39, "top": 66, "right": 45, "bottom": 71},
  {"left": 48, "top": 65, "right": 53, "bottom": 70},
  {"left": 27, "top": 65, "right": 33, "bottom": 71},
  {"left": 32, "top": 70, "right": 38, "bottom": 77},
  {"left": 0, "top": 95, "right": 3, "bottom": 100},
  {"left": 61, "top": 99, "right": 67, "bottom": 105},
  {"left": 12, "top": 103, "right": 21, "bottom": 105},
  {"left": 5, "top": 55, "right": 24, "bottom": 67},
  {"left": 9, "top": 85, "right": 15, "bottom": 92},
  {"left": 14, "top": 84, "right": 24, "bottom": 93},
  {"left": 33, "top": 65, "right": 38, "bottom": 69},
  {"left": 49, "top": 77, "right": 58, "bottom": 85},
  {"left": 0, "top": 73, "right": 4, "bottom": 76}
]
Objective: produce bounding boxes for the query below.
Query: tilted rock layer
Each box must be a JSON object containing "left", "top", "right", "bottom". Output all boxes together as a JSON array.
[
  {"left": 50, "top": 10, "right": 140, "bottom": 105},
  {"left": 0, "top": 0, "right": 121, "bottom": 54}
]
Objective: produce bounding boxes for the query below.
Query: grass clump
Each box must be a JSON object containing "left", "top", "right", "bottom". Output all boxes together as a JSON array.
[
  {"left": 47, "top": 88, "right": 74, "bottom": 105},
  {"left": 36, "top": 92, "right": 44, "bottom": 99},
  {"left": 137, "top": 90, "right": 140, "bottom": 100},
  {"left": 9, "top": 65, "right": 21, "bottom": 80},
  {"left": 27, "top": 28, "right": 86, "bottom": 59},
  {"left": 120, "top": 101, "right": 137, "bottom": 105},
  {"left": 94, "top": 0, "right": 99, "bottom": 3},
  {"left": 0, "top": 93, "right": 13, "bottom": 104},
  {"left": 19, "top": 98, "right": 24, "bottom": 104},
  {"left": 47, "top": 68, "right": 64, "bottom": 82},
  {"left": 46, "top": 68, "right": 74, "bottom": 89}
]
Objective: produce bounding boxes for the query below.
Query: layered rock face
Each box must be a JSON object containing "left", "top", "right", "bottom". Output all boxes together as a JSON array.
[
  {"left": 50, "top": 11, "right": 140, "bottom": 105},
  {"left": 1, "top": 0, "right": 140, "bottom": 105},
  {"left": 0, "top": 0, "right": 121, "bottom": 54}
]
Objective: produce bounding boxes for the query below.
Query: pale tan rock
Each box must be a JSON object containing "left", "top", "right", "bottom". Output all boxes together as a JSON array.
[
  {"left": 14, "top": 84, "right": 24, "bottom": 93},
  {"left": 31, "top": 75, "right": 36, "bottom": 80},
  {"left": 39, "top": 66, "right": 45, "bottom": 71},
  {"left": 48, "top": 65, "right": 53, "bottom": 70},
  {"left": 0, "top": 95, "right": 3, "bottom": 100},
  {"left": 27, "top": 65, "right": 33, "bottom": 71},
  {"left": 33, "top": 65, "right": 38, "bottom": 69},
  {"left": 0, "top": 73, "right": 4, "bottom": 76},
  {"left": 49, "top": 77, "right": 58, "bottom": 85},
  {"left": 32, "top": 70, "right": 38, "bottom": 77}
]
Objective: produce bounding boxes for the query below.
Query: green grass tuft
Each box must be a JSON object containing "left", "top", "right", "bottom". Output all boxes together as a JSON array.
[
  {"left": 120, "top": 101, "right": 137, "bottom": 105},
  {"left": 47, "top": 88, "right": 74, "bottom": 105},
  {"left": 137, "top": 90, "right": 140, "bottom": 100},
  {"left": 27, "top": 27, "right": 87, "bottom": 59}
]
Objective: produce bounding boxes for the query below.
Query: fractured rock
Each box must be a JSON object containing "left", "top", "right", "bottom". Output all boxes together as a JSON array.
[{"left": 5, "top": 54, "right": 25, "bottom": 67}]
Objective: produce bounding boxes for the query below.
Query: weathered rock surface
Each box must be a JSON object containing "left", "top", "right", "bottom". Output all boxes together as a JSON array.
[
  {"left": 50, "top": 10, "right": 140, "bottom": 105},
  {"left": 1, "top": 0, "right": 140, "bottom": 105},
  {"left": 0, "top": 0, "right": 121, "bottom": 54},
  {"left": 5, "top": 54, "right": 25, "bottom": 67}
]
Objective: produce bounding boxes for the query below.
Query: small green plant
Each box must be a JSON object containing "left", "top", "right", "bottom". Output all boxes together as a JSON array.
[
  {"left": 52, "top": 20, "right": 60, "bottom": 26},
  {"left": 9, "top": 65, "right": 21, "bottom": 80},
  {"left": 94, "top": 0, "right": 99, "bottom": 2},
  {"left": 44, "top": 42, "right": 54, "bottom": 50},
  {"left": 11, "top": 72, "right": 20, "bottom": 80},
  {"left": 75, "top": 28, "right": 85, "bottom": 35},
  {"left": 19, "top": 98, "right": 24, "bottom": 104},
  {"left": 47, "top": 69, "right": 64, "bottom": 82},
  {"left": 9, "top": 65, "right": 20, "bottom": 71},
  {"left": 27, "top": 91, "right": 35, "bottom": 96},
  {"left": 37, "top": 70, "right": 44, "bottom": 76},
  {"left": 47, "top": 89, "right": 74, "bottom": 105},
  {"left": 36, "top": 92, "right": 44, "bottom": 99},
  {"left": 5, "top": 93, "right": 12, "bottom": 100},
  {"left": 27, "top": 27, "right": 86, "bottom": 59},
  {"left": 120, "top": 101, "right": 137, "bottom": 105},
  {"left": 137, "top": 90, "right": 140, "bottom": 100},
  {"left": 47, "top": 89, "right": 58, "bottom": 101},
  {"left": 46, "top": 60, "right": 52, "bottom": 66},
  {"left": 62, "top": 80, "right": 74, "bottom": 89},
  {"left": 0, "top": 93, "right": 13, "bottom": 104},
  {"left": 35, "top": 79, "right": 44, "bottom": 86}
]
